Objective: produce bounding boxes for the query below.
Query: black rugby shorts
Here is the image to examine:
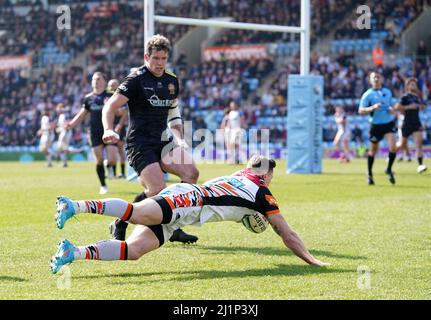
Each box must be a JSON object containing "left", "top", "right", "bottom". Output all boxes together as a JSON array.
[
  {"left": 126, "top": 139, "right": 176, "bottom": 175},
  {"left": 369, "top": 121, "right": 397, "bottom": 143},
  {"left": 401, "top": 122, "right": 422, "bottom": 138}
]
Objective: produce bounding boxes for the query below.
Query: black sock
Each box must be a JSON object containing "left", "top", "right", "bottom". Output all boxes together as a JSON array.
[
  {"left": 96, "top": 164, "right": 106, "bottom": 186},
  {"left": 113, "top": 164, "right": 117, "bottom": 177},
  {"left": 133, "top": 192, "right": 147, "bottom": 203},
  {"left": 115, "top": 219, "right": 129, "bottom": 229},
  {"left": 387, "top": 152, "right": 396, "bottom": 172},
  {"left": 121, "top": 163, "right": 125, "bottom": 175},
  {"left": 367, "top": 155, "right": 374, "bottom": 176},
  {"left": 418, "top": 157, "right": 423, "bottom": 165}
]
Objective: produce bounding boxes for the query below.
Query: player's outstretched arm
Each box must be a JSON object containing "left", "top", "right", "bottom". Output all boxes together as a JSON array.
[
  {"left": 67, "top": 108, "right": 88, "bottom": 130},
  {"left": 102, "top": 93, "right": 129, "bottom": 144},
  {"left": 267, "top": 213, "right": 330, "bottom": 267}
]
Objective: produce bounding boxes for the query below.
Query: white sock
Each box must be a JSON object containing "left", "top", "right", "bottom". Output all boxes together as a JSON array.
[
  {"left": 61, "top": 153, "right": 67, "bottom": 164},
  {"left": 72, "top": 201, "right": 86, "bottom": 214},
  {"left": 74, "top": 247, "right": 87, "bottom": 260},
  {"left": 74, "top": 241, "right": 127, "bottom": 260},
  {"left": 72, "top": 199, "right": 133, "bottom": 220}
]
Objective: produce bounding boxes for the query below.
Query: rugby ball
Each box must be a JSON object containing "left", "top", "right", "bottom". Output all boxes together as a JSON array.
[{"left": 241, "top": 212, "right": 269, "bottom": 233}]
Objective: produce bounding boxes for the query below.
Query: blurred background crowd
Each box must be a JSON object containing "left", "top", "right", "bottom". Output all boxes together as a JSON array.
[{"left": 1, "top": 0, "right": 431, "bottom": 150}]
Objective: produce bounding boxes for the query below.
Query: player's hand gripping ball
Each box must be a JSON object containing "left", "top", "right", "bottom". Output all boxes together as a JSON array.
[{"left": 241, "top": 212, "right": 269, "bottom": 233}]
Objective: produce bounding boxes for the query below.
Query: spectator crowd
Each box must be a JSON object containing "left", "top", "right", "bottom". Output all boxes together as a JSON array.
[{"left": 1, "top": 0, "right": 431, "bottom": 148}]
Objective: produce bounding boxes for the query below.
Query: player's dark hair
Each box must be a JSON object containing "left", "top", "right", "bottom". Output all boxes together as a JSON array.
[
  {"left": 369, "top": 71, "right": 381, "bottom": 78},
  {"left": 405, "top": 77, "right": 417, "bottom": 87},
  {"left": 93, "top": 72, "right": 107, "bottom": 81},
  {"left": 145, "top": 34, "right": 171, "bottom": 56},
  {"left": 251, "top": 158, "right": 276, "bottom": 170},
  {"left": 56, "top": 103, "right": 65, "bottom": 112}
]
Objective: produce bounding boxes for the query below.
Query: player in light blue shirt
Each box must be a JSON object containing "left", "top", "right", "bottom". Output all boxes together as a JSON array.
[{"left": 358, "top": 72, "right": 397, "bottom": 185}]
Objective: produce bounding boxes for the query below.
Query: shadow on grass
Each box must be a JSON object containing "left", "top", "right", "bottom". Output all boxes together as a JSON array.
[
  {"left": 308, "top": 172, "right": 366, "bottom": 177},
  {"left": 111, "top": 191, "right": 142, "bottom": 197},
  {"left": 374, "top": 184, "right": 429, "bottom": 190},
  {"left": 195, "top": 245, "right": 366, "bottom": 260},
  {"left": 0, "top": 276, "right": 27, "bottom": 282},
  {"left": 75, "top": 264, "right": 352, "bottom": 283}
]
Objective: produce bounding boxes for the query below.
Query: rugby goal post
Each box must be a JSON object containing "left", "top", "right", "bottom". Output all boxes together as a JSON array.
[
  {"left": 143, "top": 0, "right": 324, "bottom": 174},
  {"left": 144, "top": 0, "right": 310, "bottom": 75}
]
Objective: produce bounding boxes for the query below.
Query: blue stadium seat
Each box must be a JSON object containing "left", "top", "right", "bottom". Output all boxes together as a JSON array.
[
  {"left": 331, "top": 41, "right": 339, "bottom": 53},
  {"left": 357, "top": 39, "right": 366, "bottom": 51},
  {"left": 379, "top": 31, "right": 388, "bottom": 39},
  {"left": 344, "top": 98, "right": 353, "bottom": 105},
  {"left": 353, "top": 40, "right": 362, "bottom": 51},
  {"left": 362, "top": 39, "right": 372, "bottom": 51},
  {"left": 370, "top": 31, "right": 379, "bottom": 39}
]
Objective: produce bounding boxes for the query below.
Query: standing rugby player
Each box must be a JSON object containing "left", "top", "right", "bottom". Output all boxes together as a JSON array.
[
  {"left": 358, "top": 71, "right": 397, "bottom": 185},
  {"left": 66, "top": 72, "right": 117, "bottom": 194},
  {"left": 395, "top": 77, "right": 427, "bottom": 173},
  {"left": 102, "top": 35, "right": 199, "bottom": 243},
  {"left": 55, "top": 103, "right": 71, "bottom": 168}
]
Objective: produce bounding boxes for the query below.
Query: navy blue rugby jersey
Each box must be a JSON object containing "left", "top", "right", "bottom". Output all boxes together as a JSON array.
[
  {"left": 116, "top": 66, "right": 179, "bottom": 145},
  {"left": 400, "top": 93, "right": 424, "bottom": 126},
  {"left": 82, "top": 90, "right": 112, "bottom": 133}
]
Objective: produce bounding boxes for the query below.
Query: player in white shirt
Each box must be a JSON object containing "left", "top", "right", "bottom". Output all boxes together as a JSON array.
[
  {"left": 51, "top": 155, "right": 329, "bottom": 274},
  {"left": 226, "top": 101, "right": 246, "bottom": 164},
  {"left": 38, "top": 111, "right": 54, "bottom": 167},
  {"left": 333, "top": 106, "right": 351, "bottom": 162},
  {"left": 220, "top": 108, "right": 231, "bottom": 161},
  {"left": 55, "top": 103, "right": 72, "bottom": 167}
]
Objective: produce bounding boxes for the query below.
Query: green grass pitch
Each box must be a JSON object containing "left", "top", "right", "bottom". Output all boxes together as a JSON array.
[{"left": 0, "top": 159, "right": 429, "bottom": 299}]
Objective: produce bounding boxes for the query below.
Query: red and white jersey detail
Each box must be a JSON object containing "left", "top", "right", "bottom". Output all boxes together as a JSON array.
[
  {"left": 158, "top": 170, "right": 280, "bottom": 229},
  {"left": 231, "top": 168, "right": 268, "bottom": 187}
]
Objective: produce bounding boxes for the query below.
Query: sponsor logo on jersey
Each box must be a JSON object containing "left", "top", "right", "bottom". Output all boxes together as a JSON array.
[
  {"left": 118, "top": 84, "right": 128, "bottom": 92},
  {"left": 226, "top": 177, "right": 245, "bottom": 189},
  {"left": 168, "top": 83, "right": 175, "bottom": 95},
  {"left": 148, "top": 94, "right": 173, "bottom": 107},
  {"left": 90, "top": 102, "right": 104, "bottom": 111},
  {"left": 160, "top": 190, "right": 172, "bottom": 195},
  {"left": 265, "top": 195, "right": 278, "bottom": 207}
]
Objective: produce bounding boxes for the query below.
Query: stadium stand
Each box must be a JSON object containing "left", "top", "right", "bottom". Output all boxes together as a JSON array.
[
  {"left": 332, "top": 0, "right": 427, "bottom": 53},
  {"left": 0, "top": 0, "right": 431, "bottom": 154}
]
